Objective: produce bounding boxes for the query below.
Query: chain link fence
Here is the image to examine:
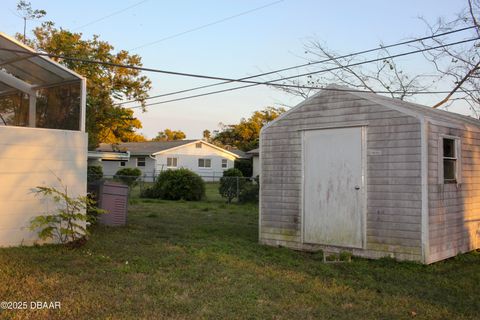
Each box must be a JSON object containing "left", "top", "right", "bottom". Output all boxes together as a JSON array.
[{"left": 87, "top": 173, "right": 258, "bottom": 203}]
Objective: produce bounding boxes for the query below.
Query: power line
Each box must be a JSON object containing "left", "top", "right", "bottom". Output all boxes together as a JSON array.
[
  {"left": 129, "top": 0, "right": 284, "bottom": 51},
  {"left": 117, "top": 25, "right": 477, "bottom": 105},
  {"left": 0, "top": 30, "right": 475, "bottom": 90},
  {"left": 124, "top": 37, "right": 479, "bottom": 109},
  {"left": 73, "top": 0, "right": 149, "bottom": 30},
  {"left": 0, "top": 35, "right": 476, "bottom": 105}
]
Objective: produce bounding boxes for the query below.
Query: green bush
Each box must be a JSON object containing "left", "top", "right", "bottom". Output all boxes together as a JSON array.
[
  {"left": 145, "top": 169, "right": 205, "bottom": 201},
  {"left": 219, "top": 168, "right": 244, "bottom": 203},
  {"left": 114, "top": 168, "right": 142, "bottom": 188},
  {"left": 234, "top": 159, "right": 253, "bottom": 177},
  {"left": 87, "top": 165, "right": 103, "bottom": 183},
  {"left": 238, "top": 182, "right": 259, "bottom": 203}
]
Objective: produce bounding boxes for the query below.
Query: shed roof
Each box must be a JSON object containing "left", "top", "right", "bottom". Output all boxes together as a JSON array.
[
  {"left": 0, "top": 32, "right": 84, "bottom": 95},
  {"left": 268, "top": 84, "right": 480, "bottom": 130}
]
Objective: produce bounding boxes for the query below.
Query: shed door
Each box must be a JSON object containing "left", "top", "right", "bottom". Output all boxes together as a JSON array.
[{"left": 303, "top": 127, "right": 364, "bottom": 248}]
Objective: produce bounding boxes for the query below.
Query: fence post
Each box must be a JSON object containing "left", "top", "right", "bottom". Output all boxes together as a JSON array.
[{"left": 236, "top": 176, "right": 240, "bottom": 201}]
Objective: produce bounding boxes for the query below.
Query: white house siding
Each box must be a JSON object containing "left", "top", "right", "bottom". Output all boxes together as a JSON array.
[
  {"left": 155, "top": 143, "right": 236, "bottom": 181},
  {"left": 101, "top": 156, "right": 156, "bottom": 182},
  {"left": 252, "top": 155, "right": 260, "bottom": 178},
  {"left": 0, "top": 126, "right": 87, "bottom": 247},
  {"left": 427, "top": 123, "right": 480, "bottom": 263},
  {"left": 260, "top": 90, "right": 424, "bottom": 262}
]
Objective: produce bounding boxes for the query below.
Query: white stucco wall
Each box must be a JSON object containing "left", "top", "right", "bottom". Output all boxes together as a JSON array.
[
  {"left": 0, "top": 126, "right": 87, "bottom": 247},
  {"left": 155, "top": 142, "right": 236, "bottom": 181}
]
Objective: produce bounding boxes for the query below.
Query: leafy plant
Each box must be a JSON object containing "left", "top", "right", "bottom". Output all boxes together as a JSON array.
[
  {"left": 144, "top": 169, "right": 205, "bottom": 201},
  {"left": 219, "top": 168, "right": 244, "bottom": 203},
  {"left": 114, "top": 168, "right": 142, "bottom": 188},
  {"left": 87, "top": 165, "right": 103, "bottom": 183},
  {"left": 238, "top": 183, "right": 259, "bottom": 203},
  {"left": 234, "top": 159, "right": 253, "bottom": 177},
  {"left": 29, "top": 181, "right": 104, "bottom": 245}
]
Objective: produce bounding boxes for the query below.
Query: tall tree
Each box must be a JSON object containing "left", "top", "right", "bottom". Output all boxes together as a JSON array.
[
  {"left": 19, "top": 22, "right": 151, "bottom": 148},
  {"left": 212, "top": 107, "right": 285, "bottom": 151},
  {"left": 152, "top": 129, "right": 186, "bottom": 141},
  {"left": 16, "top": 1, "right": 46, "bottom": 41}
]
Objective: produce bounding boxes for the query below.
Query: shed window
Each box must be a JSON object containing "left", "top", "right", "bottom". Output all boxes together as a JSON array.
[
  {"left": 221, "top": 159, "right": 228, "bottom": 168},
  {"left": 137, "top": 157, "right": 146, "bottom": 167},
  {"left": 167, "top": 157, "right": 177, "bottom": 167},
  {"left": 198, "top": 158, "right": 211, "bottom": 168},
  {"left": 196, "top": 142, "right": 202, "bottom": 148},
  {"left": 443, "top": 138, "right": 458, "bottom": 183},
  {"left": 119, "top": 161, "right": 126, "bottom": 167}
]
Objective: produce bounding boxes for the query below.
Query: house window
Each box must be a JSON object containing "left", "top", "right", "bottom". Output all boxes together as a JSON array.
[
  {"left": 137, "top": 157, "right": 146, "bottom": 167},
  {"left": 221, "top": 159, "right": 228, "bottom": 168},
  {"left": 443, "top": 138, "right": 458, "bottom": 183},
  {"left": 196, "top": 142, "right": 202, "bottom": 148},
  {"left": 167, "top": 157, "right": 177, "bottom": 167},
  {"left": 198, "top": 158, "right": 211, "bottom": 168},
  {"left": 119, "top": 161, "right": 126, "bottom": 167}
]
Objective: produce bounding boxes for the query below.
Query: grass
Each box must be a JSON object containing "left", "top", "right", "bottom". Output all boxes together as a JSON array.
[{"left": 1, "top": 184, "right": 479, "bottom": 319}]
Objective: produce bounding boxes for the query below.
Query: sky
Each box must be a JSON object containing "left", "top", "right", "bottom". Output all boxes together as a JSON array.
[{"left": 0, "top": 0, "right": 472, "bottom": 139}]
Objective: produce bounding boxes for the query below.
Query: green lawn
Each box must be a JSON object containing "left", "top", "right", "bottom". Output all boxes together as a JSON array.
[{"left": 1, "top": 184, "right": 479, "bottom": 319}]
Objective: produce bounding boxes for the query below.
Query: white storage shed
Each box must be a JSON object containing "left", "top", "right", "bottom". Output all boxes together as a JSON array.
[{"left": 259, "top": 85, "right": 480, "bottom": 264}]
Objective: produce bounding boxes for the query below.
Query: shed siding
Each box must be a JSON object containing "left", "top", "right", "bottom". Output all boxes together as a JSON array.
[
  {"left": 427, "top": 123, "right": 480, "bottom": 263},
  {"left": 260, "top": 90, "right": 423, "bottom": 261}
]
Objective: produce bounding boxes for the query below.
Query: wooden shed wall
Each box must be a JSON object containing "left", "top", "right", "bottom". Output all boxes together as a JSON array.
[
  {"left": 427, "top": 123, "right": 480, "bottom": 263},
  {"left": 260, "top": 90, "right": 424, "bottom": 261}
]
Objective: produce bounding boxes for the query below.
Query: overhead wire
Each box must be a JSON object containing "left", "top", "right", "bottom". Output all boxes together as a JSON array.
[{"left": 117, "top": 25, "right": 477, "bottom": 105}]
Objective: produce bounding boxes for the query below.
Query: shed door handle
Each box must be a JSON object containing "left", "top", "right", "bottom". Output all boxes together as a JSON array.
[{"left": 354, "top": 186, "right": 360, "bottom": 190}]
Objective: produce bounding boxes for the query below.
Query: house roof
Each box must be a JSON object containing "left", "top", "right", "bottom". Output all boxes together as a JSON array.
[
  {"left": 0, "top": 33, "right": 84, "bottom": 95},
  {"left": 97, "top": 140, "right": 198, "bottom": 155},
  {"left": 265, "top": 84, "right": 480, "bottom": 131},
  {"left": 87, "top": 150, "right": 130, "bottom": 161},
  {"left": 97, "top": 140, "right": 241, "bottom": 158},
  {"left": 246, "top": 148, "right": 259, "bottom": 156},
  {"left": 230, "top": 149, "right": 250, "bottom": 158}
]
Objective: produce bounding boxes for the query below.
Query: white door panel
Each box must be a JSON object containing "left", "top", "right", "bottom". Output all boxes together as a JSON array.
[{"left": 303, "top": 127, "right": 364, "bottom": 248}]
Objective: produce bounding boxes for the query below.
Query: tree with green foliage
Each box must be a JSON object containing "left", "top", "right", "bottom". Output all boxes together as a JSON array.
[
  {"left": 152, "top": 129, "right": 186, "bottom": 141},
  {"left": 16, "top": 1, "right": 46, "bottom": 40},
  {"left": 219, "top": 168, "right": 244, "bottom": 203},
  {"left": 212, "top": 107, "right": 285, "bottom": 151},
  {"left": 114, "top": 168, "right": 142, "bottom": 188},
  {"left": 17, "top": 22, "right": 151, "bottom": 149}
]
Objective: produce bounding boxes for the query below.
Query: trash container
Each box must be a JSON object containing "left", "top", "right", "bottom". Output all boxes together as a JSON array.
[{"left": 97, "top": 181, "right": 129, "bottom": 226}]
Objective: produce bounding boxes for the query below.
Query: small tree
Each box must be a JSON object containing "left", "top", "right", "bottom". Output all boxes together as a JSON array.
[
  {"left": 219, "top": 168, "right": 244, "bottom": 203},
  {"left": 114, "top": 168, "right": 142, "bottom": 188},
  {"left": 87, "top": 165, "right": 103, "bottom": 183},
  {"left": 30, "top": 180, "right": 104, "bottom": 245}
]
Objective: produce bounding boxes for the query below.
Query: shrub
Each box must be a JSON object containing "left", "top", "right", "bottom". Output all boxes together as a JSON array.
[
  {"left": 114, "top": 168, "right": 142, "bottom": 188},
  {"left": 234, "top": 159, "right": 253, "bottom": 177},
  {"left": 30, "top": 180, "right": 105, "bottom": 245},
  {"left": 219, "top": 168, "right": 244, "bottom": 203},
  {"left": 87, "top": 165, "right": 103, "bottom": 183},
  {"left": 148, "top": 169, "right": 205, "bottom": 201},
  {"left": 238, "top": 183, "right": 259, "bottom": 203}
]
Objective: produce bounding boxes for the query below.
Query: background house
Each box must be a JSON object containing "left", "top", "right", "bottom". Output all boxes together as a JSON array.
[
  {"left": 0, "top": 33, "right": 87, "bottom": 246},
  {"left": 260, "top": 85, "right": 480, "bottom": 264},
  {"left": 247, "top": 148, "right": 259, "bottom": 178},
  {"left": 97, "top": 140, "right": 240, "bottom": 181}
]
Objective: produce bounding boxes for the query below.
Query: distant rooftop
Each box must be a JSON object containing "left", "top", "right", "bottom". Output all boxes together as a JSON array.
[{"left": 97, "top": 140, "right": 198, "bottom": 155}]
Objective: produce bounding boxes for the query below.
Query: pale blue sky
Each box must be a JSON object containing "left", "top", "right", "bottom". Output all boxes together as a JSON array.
[{"left": 0, "top": 0, "right": 469, "bottom": 138}]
